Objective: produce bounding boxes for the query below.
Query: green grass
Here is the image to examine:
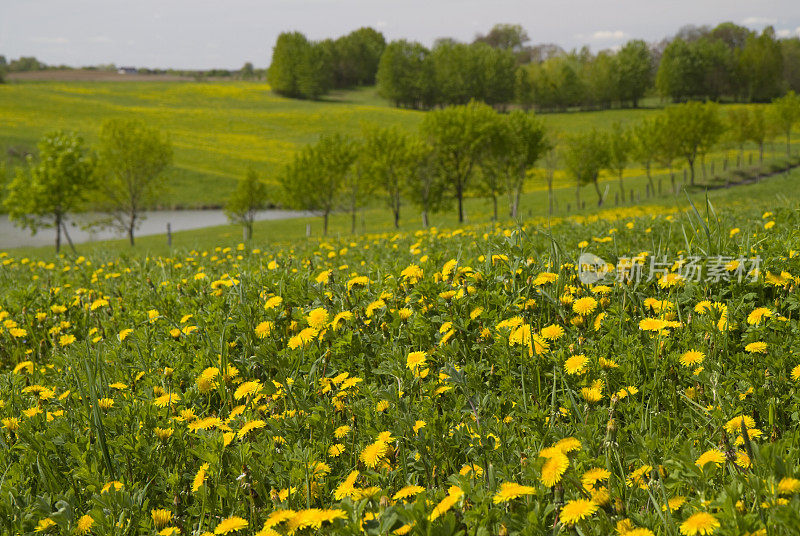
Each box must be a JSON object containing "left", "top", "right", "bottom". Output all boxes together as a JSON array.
[
  {"left": 5, "top": 80, "right": 797, "bottom": 210},
  {"left": 8, "top": 165, "right": 800, "bottom": 260}
]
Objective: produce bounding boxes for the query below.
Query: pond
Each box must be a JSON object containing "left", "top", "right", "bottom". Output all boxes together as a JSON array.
[{"left": 0, "top": 209, "right": 311, "bottom": 249}]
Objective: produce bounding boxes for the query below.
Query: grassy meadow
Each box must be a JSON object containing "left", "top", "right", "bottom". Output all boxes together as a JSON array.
[
  {"left": 3, "top": 79, "right": 795, "bottom": 210},
  {"left": 2, "top": 174, "right": 800, "bottom": 534}
]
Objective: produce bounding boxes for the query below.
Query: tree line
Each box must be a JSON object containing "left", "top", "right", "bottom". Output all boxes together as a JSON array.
[
  {"left": 2, "top": 120, "right": 173, "bottom": 252},
  {"left": 6, "top": 93, "right": 799, "bottom": 250},
  {"left": 276, "top": 92, "right": 800, "bottom": 234},
  {"left": 267, "top": 22, "right": 800, "bottom": 108},
  {"left": 266, "top": 28, "right": 386, "bottom": 99}
]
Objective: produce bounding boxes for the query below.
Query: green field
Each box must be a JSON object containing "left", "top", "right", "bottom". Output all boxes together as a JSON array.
[
  {"left": 3, "top": 79, "right": 794, "bottom": 210},
  {"left": 2, "top": 169, "right": 800, "bottom": 534}
]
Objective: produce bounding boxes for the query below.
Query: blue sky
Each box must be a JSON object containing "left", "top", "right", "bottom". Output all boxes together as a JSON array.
[{"left": 1, "top": 0, "right": 799, "bottom": 69}]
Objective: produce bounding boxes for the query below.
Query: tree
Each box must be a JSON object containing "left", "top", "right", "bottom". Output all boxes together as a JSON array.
[
  {"left": 479, "top": 111, "right": 548, "bottom": 220},
  {"left": 225, "top": 168, "right": 270, "bottom": 240},
  {"left": 616, "top": 40, "right": 652, "bottom": 107},
  {"left": 360, "top": 125, "right": 422, "bottom": 228},
  {"left": 3, "top": 131, "right": 95, "bottom": 253},
  {"left": 739, "top": 27, "right": 783, "bottom": 102},
  {"left": 268, "top": 32, "right": 312, "bottom": 97},
  {"left": 279, "top": 133, "right": 357, "bottom": 235},
  {"left": 769, "top": 90, "right": 800, "bottom": 157},
  {"left": 630, "top": 117, "right": 660, "bottom": 193},
  {"left": 662, "top": 101, "right": 723, "bottom": 185},
  {"left": 473, "top": 24, "right": 530, "bottom": 53},
  {"left": 267, "top": 32, "right": 331, "bottom": 99},
  {"left": 93, "top": 119, "right": 173, "bottom": 246},
  {"left": 563, "top": 129, "right": 610, "bottom": 207},
  {"left": 240, "top": 62, "right": 255, "bottom": 80},
  {"left": 376, "top": 40, "right": 436, "bottom": 109},
  {"left": 607, "top": 122, "right": 631, "bottom": 199},
  {"left": 748, "top": 107, "right": 768, "bottom": 164},
  {"left": 344, "top": 141, "right": 374, "bottom": 234},
  {"left": 726, "top": 107, "right": 751, "bottom": 161},
  {"left": 404, "top": 142, "right": 448, "bottom": 228},
  {"left": 782, "top": 38, "right": 800, "bottom": 93},
  {"left": 421, "top": 101, "right": 496, "bottom": 223},
  {"left": 542, "top": 132, "right": 560, "bottom": 216},
  {"left": 330, "top": 27, "right": 386, "bottom": 87}
]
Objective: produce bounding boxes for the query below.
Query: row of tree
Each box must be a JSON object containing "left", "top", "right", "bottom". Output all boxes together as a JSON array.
[
  {"left": 3, "top": 120, "right": 172, "bottom": 252},
  {"left": 272, "top": 92, "right": 800, "bottom": 233},
  {"left": 267, "top": 22, "right": 800, "bottom": 108},
  {"left": 267, "top": 28, "right": 386, "bottom": 99},
  {"left": 274, "top": 103, "right": 549, "bottom": 234},
  {"left": 7, "top": 94, "right": 799, "bottom": 249},
  {"left": 562, "top": 91, "right": 800, "bottom": 207}
]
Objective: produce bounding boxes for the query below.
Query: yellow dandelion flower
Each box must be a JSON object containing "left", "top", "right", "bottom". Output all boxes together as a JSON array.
[
  {"left": 679, "top": 350, "right": 705, "bottom": 367},
  {"left": 75, "top": 514, "right": 94, "bottom": 535},
  {"left": 393, "top": 485, "right": 425, "bottom": 500},
  {"left": 573, "top": 297, "right": 598, "bottom": 316},
  {"left": 540, "top": 452, "right": 569, "bottom": 487},
  {"left": 564, "top": 354, "right": 589, "bottom": 375},
  {"left": 34, "top": 518, "right": 57, "bottom": 532},
  {"left": 560, "top": 499, "right": 598, "bottom": 525},
  {"left": 192, "top": 463, "right": 209, "bottom": 492},
  {"left": 541, "top": 324, "right": 565, "bottom": 340},
  {"left": 306, "top": 307, "right": 329, "bottom": 329},
  {"left": 695, "top": 449, "right": 726, "bottom": 470},
  {"left": 214, "top": 516, "right": 248, "bottom": 534},
  {"left": 745, "top": 342, "right": 767, "bottom": 353},
  {"left": 492, "top": 482, "right": 536, "bottom": 503},
  {"left": 679, "top": 512, "right": 720, "bottom": 536},
  {"left": 151, "top": 509, "right": 173, "bottom": 530},
  {"left": 360, "top": 440, "right": 388, "bottom": 468},
  {"left": 406, "top": 351, "right": 427, "bottom": 371},
  {"left": 254, "top": 321, "right": 273, "bottom": 339}
]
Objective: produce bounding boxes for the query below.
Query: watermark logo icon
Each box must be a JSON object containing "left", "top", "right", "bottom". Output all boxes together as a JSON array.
[{"left": 578, "top": 252, "right": 612, "bottom": 284}]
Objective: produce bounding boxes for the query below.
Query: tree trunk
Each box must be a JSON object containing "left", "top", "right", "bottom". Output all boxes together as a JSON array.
[
  {"left": 512, "top": 187, "right": 521, "bottom": 219},
  {"left": 575, "top": 183, "right": 581, "bottom": 211},
  {"left": 61, "top": 220, "right": 77, "bottom": 254},
  {"left": 618, "top": 170, "right": 625, "bottom": 199},
  {"left": 55, "top": 213, "right": 62, "bottom": 253},
  {"left": 645, "top": 162, "right": 654, "bottom": 192},
  {"left": 594, "top": 180, "right": 603, "bottom": 206},
  {"left": 351, "top": 208, "right": 356, "bottom": 234},
  {"left": 393, "top": 202, "right": 400, "bottom": 229},
  {"left": 128, "top": 211, "right": 136, "bottom": 246},
  {"left": 688, "top": 159, "right": 695, "bottom": 186},
  {"left": 491, "top": 194, "right": 498, "bottom": 222},
  {"left": 421, "top": 210, "right": 428, "bottom": 228},
  {"left": 457, "top": 184, "right": 464, "bottom": 223},
  {"left": 323, "top": 211, "right": 329, "bottom": 235}
]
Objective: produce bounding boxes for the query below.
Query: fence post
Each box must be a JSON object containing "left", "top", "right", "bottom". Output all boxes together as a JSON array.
[{"left": 166, "top": 223, "right": 172, "bottom": 247}]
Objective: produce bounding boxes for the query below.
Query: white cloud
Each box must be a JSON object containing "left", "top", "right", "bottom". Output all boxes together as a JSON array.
[
  {"left": 775, "top": 26, "right": 800, "bottom": 38},
  {"left": 742, "top": 16, "right": 777, "bottom": 25},
  {"left": 591, "top": 30, "right": 625, "bottom": 40}
]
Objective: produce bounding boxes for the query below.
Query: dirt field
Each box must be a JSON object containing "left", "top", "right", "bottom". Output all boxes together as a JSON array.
[{"left": 6, "top": 70, "right": 195, "bottom": 82}]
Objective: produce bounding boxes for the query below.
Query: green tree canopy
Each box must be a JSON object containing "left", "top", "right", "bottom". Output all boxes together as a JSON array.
[
  {"left": 421, "top": 101, "right": 496, "bottom": 223},
  {"left": 93, "top": 118, "right": 173, "bottom": 246},
  {"left": 616, "top": 40, "right": 652, "bottom": 107},
  {"left": 279, "top": 133, "right": 358, "bottom": 235},
  {"left": 224, "top": 168, "right": 270, "bottom": 240},
  {"left": 3, "top": 131, "right": 95, "bottom": 252},
  {"left": 662, "top": 101, "right": 723, "bottom": 185},
  {"left": 564, "top": 128, "right": 610, "bottom": 206}
]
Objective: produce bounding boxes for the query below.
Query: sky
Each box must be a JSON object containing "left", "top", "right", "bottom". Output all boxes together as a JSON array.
[{"left": 1, "top": 0, "right": 799, "bottom": 70}]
